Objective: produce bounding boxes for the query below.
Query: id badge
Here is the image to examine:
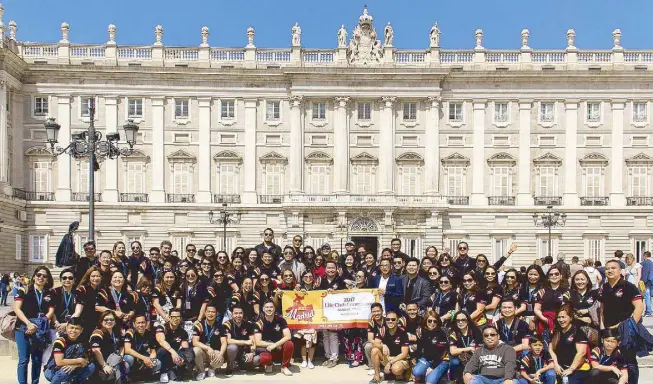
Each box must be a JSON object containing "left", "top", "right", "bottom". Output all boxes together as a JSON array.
[
  {"left": 527, "top": 303, "right": 533, "bottom": 312},
  {"left": 434, "top": 306, "right": 441, "bottom": 314},
  {"left": 185, "top": 301, "right": 191, "bottom": 310}
]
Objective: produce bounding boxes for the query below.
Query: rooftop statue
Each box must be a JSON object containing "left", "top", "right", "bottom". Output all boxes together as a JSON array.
[{"left": 346, "top": 6, "right": 383, "bottom": 65}]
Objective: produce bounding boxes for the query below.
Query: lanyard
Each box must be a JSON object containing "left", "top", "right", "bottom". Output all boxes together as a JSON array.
[
  {"left": 461, "top": 334, "right": 471, "bottom": 348},
  {"left": 463, "top": 292, "right": 471, "bottom": 307},
  {"left": 110, "top": 288, "right": 122, "bottom": 311},
  {"left": 534, "top": 356, "right": 542, "bottom": 371},
  {"left": 529, "top": 287, "right": 537, "bottom": 301},
  {"left": 35, "top": 289, "right": 44, "bottom": 314},
  {"left": 204, "top": 320, "right": 217, "bottom": 341},
  {"left": 62, "top": 290, "right": 73, "bottom": 314},
  {"left": 502, "top": 322, "right": 512, "bottom": 341},
  {"left": 600, "top": 350, "right": 612, "bottom": 366},
  {"left": 186, "top": 284, "right": 196, "bottom": 300},
  {"left": 141, "top": 296, "right": 150, "bottom": 313}
]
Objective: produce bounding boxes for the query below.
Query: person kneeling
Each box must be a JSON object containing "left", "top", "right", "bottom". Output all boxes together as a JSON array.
[
  {"left": 254, "top": 300, "right": 294, "bottom": 376},
  {"left": 192, "top": 304, "right": 227, "bottom": 380},
  {"left": 44, "top": 317, "right": 95, "bottom": 384},
  {"left": 370, "top": 311, "right": 410, "bottom": 384},
  {"left": 519, "top": 335, "right": 555, "bottom": 384},
  {"left": 155, "top": 308, "right": 195, "bottom": 383},
  {"left": 463, "top": 325, "right": 519, "bottom": 384},
  {"left": 123, "top": 315, "right": 161, "bottom": 381},
  {"left": 588, "top": 329, "right": 628, "bottom": 384},
  {"left": 225, "top": 305, "right": 260, "bottom": 371}
]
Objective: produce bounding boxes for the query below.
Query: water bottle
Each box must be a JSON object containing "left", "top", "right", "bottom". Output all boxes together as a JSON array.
[{"left": 562, "top": 375, "right": 569, "bottom": 384}]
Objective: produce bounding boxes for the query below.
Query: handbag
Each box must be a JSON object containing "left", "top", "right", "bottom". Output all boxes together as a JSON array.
[{"left": 0, "top": 311, "right": 16, "bottom": 341}]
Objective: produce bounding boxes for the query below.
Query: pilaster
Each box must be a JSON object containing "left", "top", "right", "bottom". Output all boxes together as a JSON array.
[
  {"left": 424, "top": 97, "right": 441, "bottom": 194},
  {"left": 103, "top": 96, "right": 119, "bottom": 202},
  {"left": 289, "top": 96, "right": 303, "bottom": 194},
  {"left": 470, "top": 100, "right": 486, "bottom": 206},
  {"left": 333, "top": 97, "right": 350, "bottom": 193},
  {"left": 378, "top": 96, "right": 396, "bottom": 194},
  {"left": 610, "top": 100, "right": 626, "bottom": 206},
  {"left": 55, "top": 95, "right": 72, "bottom": 202},
  {"left": 242, "top": 98, "right": 258, "bottom": 203},
  {"left": 517, "top": 100, "right": 534, "bottom": 205},
  {"left": 563, "top": 101, "right": 579, "bottom": 207},
  {"left": 197, "top": 97, "right": 212, "bottom": 203},
  {"left": 150, "top": 97, "right": 166, "bottom": 202}
]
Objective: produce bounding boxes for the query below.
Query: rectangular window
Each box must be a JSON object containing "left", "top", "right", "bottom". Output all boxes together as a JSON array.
[
  {"left": 265, "top": 164, "right": 282, "bottom": 195},
  {"left": 310, "top": 165, "right": 329, "bottom": 194},
  {"left": 540, "top": 102, "right": 555, "bottom": 123},
  {"left": 355, "top": 165, "right": 374, "bottom": 194},
  {"left": 221, "top": 100, "right": 235, "bottom": 119},
  {"left": 32, "top": 162, "right": 50, "bottom": 193},
  {"left": 586, "top": 238, "right": 603, "bottom": 262},
  {"left": 77, "top": 234, "right": 90, "bottom": 255},
  {"left": 312, "top": 102, "right": 326, "bottom": 120},
  {"left": 400, "top": 237, "right": 423, "bottom": 259},
  {"left": 311, "top": 135, "right": 327, "bottom": 146},
  {"left": 631, "top": 167, "right": 648, "bottom": 197},
  {"left": 446, "top": 167, "right": 464, "bottom": 196},
  {"left": 128, "top": 98, "right": 143, "bottom": 118},
  {"left": 29, "top": 235, "right": 47, "bottom": 262},
  {"left": 635, "top": 240, "right": 648, "bottom": 263},
  {"left": 81, "top": 97, "right": 93, "bottom": 117},
  {"left": 448, "top": 239, "right": 461, "bottom": 254},
  {"left": 403, "top": 102, "right": 417, "bottom": 121},
  {"left": 448, "top": 102, "right": 463, "bottom": 122},
  {"left": 175, "top": 99, "right": 189, "bottom": 118},
  {"left": 585, "top": 167, "right": 602, "bottom": 197},
  {"left": 493, "top": 238, "right": 508, "bottom": 264},
  {"left": 400, "top": 166, "right": 419, "bottom": 194},
  {"left": 171, "top": 236, "right": 189, "bottom": 254},
  {"left": 266, "top": 101, "right": 281, "bottom": 121},
  {"left": 587, "top": 102, "right": 601, "bottom": 122},
  {"left": 634, "top": 102, "right": 647, "bottom": 123},
  {"left": 218, "top": 164, "right": 237, "bottom": 195},
  {"left": 172, "top": 163, "right": 192, "bottom": 194},
  {"left": 33, "top": 97, "right": 48, "bottom": 116},
  {"left": 79, "top": 162, "right": 89, "bottom": 193},
  {"left": 126, "top": 162, "right": 144, "bottom": 193},
  {"left": 15, "top": 234, "right": 21, "bottom": 261},
  {"left": 492, "top": 167, "right": 510, "bottom": 196},
  {"left": 494, "top": 102, "right": 509, "bottom": 123},
  {"left": 358, "top": 103, "right": 372, "bottom": 120},
  {"left": 538, "top": 238, "right": 557, "bottom": 259},
  {"left": 538, "top": 167, "right": 556, "bottom": 197}
]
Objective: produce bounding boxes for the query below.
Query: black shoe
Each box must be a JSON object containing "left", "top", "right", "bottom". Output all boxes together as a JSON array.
[{"left": 224, "top": 369, "right": 234, "bottom": 377}]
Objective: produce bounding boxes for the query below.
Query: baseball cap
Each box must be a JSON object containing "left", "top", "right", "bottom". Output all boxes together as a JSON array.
[
  {"left": 321, "top": 243, "right": 331, "bottom": 250},
  {"left": 345, "top": 240, "right": 355, "bottom": 246}
]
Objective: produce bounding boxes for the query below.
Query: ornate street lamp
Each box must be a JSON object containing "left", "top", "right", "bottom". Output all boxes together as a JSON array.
[
  {"left": 209, "top": 203, "right": 236, "bottom": 251},
  {"left": 45, "top": 98, "right": 139, "bottom": 241},
  {"left": 532, "top": 205, "right": 567, "bottom": 259}
]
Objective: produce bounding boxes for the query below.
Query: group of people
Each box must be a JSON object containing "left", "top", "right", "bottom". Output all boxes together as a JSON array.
[{"left": 11, "top": 229, "right": 650, "bottom": 384}]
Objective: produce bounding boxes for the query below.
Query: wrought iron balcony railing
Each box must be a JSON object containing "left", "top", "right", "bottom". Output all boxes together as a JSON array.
[
  {"left": 580, "top": 196, "right": 609, "bottom": 206},
  {"left": 445, "top": 196, "right": 470, "bottom": 205},
  {"left": 213, "top": 194, "right": 241, "bottom": 204},
  {"left": 120, "top": 193, "right": 148, "bottom": 202},
  {"left": 488, "top": 196, "right": 516, "bottom": 206},
  {"left": 166, "top": 194, "right": 195, "bottom": 203},
  {"left": 26, "top": 191, "right": 55, "bottom": 201},
  {"left": 259, "top": 194, "right": 283, "bottom": 204},
  {"left": 534, "top": 196, "right": 562, "bottom": 206},
  {"left": 72, "top": 192, "right": 102, "bottom": 202},
  {"left": 627, "top": 196, "right": 653, "bottom": 206}
]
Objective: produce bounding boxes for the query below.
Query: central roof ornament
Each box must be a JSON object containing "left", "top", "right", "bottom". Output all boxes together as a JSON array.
[{"left": 347, "top": 5, "right": 383, "bottom": 66}]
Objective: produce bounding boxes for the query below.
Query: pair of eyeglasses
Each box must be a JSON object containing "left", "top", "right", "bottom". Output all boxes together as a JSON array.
[
  {"left": 477, "top": 260, "right": 487, "bottom": 263},
  {"left": 202, "top": 262, "right": 211, "bottom": 266},
  {"left": 213, "top": 274, "right": 224, "bottom": 278},
  {"left": 103, "top": 318, "right": 116, "bottom": 323},
  {"left": 264, "top": 232, "right": 273, "bottom": 236},
  {"left": 549, "top": 272, "right": 560, "bottom": 277},
  {"left": 463, "top": 278, "right": 474, "bottom": 283},
  {"left": 386, "top": 318, "right": 397, "bottom": 323},
  {"left": 61, "top": 276, "right": 75, "bottom": 281},
  {"left": 187, "top": 249, "right": 197, "bottom": 253},
  {"left": 427, "top": 319, "right": 438, "bottom": 324},
  {"left": 284, "top": 252, "right": 293, "bottom": 255},
  {"left": 218, "top": 256, "right": 227, "bottom": 260},
  {"left": 458, "top": 247, "right": 467, "bottom": 251},
  {"left": 186, "top": 274, "right": 197, "bottom": 278},
  {"left": 260, "top": 278, "right": 270, "bottom": 282},
  {"left": 35, "top": 273, "right": 48, "bottom": 279},
  {"left": 150, "top": 253, "right": 160, "bottom": 257},
  {"left": 485, "top": 272, "right": 496, "bottom": 276},
  {"left": 439, "top": 281, "right": 450, "bottom": 285},
  {"left": 131, "top": 246, "right": 140, "bottom": 250},
  {"left": 305, "top": 251, "right": 314, "bottom": 255},
  {"left": 356, "top": 274, "right": 365, "bottom": 278},
  {"left": 235, "top": 251, "right": 244, "bottom": 254},
  {"left": 506, "top": 276, "right": 516, "bottom": 280},
  {"left": 283, "top": 274, "right": 294, "bottom": 278},
  {"left": 429, "top": 272, "right": 439, "bottom": 276},
  {"left": 484, "top": 333, "right": 498, "bottom": 338},
  {"left": 393, "top": 261, "right": 403, "bottom": 265},
  {"left": 169, "top": 315, "right": 181, "bottom": 319}
]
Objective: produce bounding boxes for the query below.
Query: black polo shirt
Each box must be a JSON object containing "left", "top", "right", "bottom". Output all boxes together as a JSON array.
[
  {"left": 448, "top": 330, "right": 482, "bottom": 349},
  {"left": 124, "top": 329, "right": 156, "bottom": 355},
  {"left": 400, "top": 315, "right": 421, "bottom": 336},
  {"left": 96, "top": 287, "right": 136, "bottom": 314},
  {"left": 152, "top": 287, "right": 180, "bottom": 309},
  {"left": 318, "top": 275, "right": 346, "bottom": 290},
  {"left": 415, "top": 328, "right": 449, "bottom": 362},
  {"left": 590, "top": 346, "right": 627, "bottom": 370},
  {"left": 431, "top": 290, "right": 457, "bottom": 317},
  {"left": 53, "top": 286, "right": 76, "bottom": 323},
  {"left": 535, "top": 287, "right": 570, "bottom": 312},
  {"left": 598, "top": 278, "right": 642, "bottom": 328},
  {"left": 224, "top": 319, "right": 255, "bottom": 341},
  {"left": 14, "top": 286, "right": 55, "bottom": 327},
  {"left": 254, "top": 315, "right": 288, "bottom": 342},
  {"left": 520, "top": 350, "right": 553, "bottom": 375},
  {"left": 367, "top": 318, "right": 386, "bottom": 339},
  {"left": 257, "top": 265, "right": 280, "bottom": 280},
  {"left": 75, "top": 284, "right": 99, "bottom": 326},
  {"left": 52, "top": 335, "right": 84, "bottom": 359},
  {"left": 375, "top": 326, "right": 409, "bottom": 357},
  {"left": 553, "top": 326, "right": 589, "bottom": 370},
  {"left": 179, "top": 282, "right": 209, "bottom": 321},
  {"left": 458, "top": 290, "right": 487, "bottom": 315},
  {"left": 496, "top": 318, "right": 530, "bottom": 347},
  {"left": 155, "top": 324, "right": 188, "bottom": 351},
  {"left": 90, "top": 329, "right": 121, "bottom": 360},
  {"left": 193, "top": 320, "right": 226, "bottom": 350},
  {"left": 230, "top": 291, "right": 260, "bottom": 321}
]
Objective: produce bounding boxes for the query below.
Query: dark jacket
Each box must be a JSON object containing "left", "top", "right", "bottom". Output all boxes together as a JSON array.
[
  {"left": 618, "top": 317, "right": 653, "bottom": 357},
  {"left": 55, "top": 221, "right": 80, "bottom": 267},
  {"left": 254, "top": 243, "right": 282, "bottom": 261},
  {"left": 642, "top": 258, "right": 653, "bottom": 285},
  {"left": 369, "top": 273, "right": 404, "bottom": 314},
  {"left": 400, "top": 275, "right": 433, "bottom": 310}
]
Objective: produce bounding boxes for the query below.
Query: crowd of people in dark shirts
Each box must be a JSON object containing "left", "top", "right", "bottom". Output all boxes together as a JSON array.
[{"left": 11, "top": 228, "right": 649, "bottom": 384}]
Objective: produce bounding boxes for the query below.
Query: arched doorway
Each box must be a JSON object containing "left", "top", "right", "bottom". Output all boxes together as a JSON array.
[{"left": 349, "top": 217, "right": 381, "bottom": 257}]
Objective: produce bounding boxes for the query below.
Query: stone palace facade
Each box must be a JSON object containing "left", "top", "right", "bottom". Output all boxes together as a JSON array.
[{"left": 0, "top": 5, "right": 652, "bottom": 271}]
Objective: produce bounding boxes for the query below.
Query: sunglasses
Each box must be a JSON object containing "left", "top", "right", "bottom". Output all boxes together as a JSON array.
[
  {"left": 131, "top": 246, "right": 140, "bottom": 250},
  {"left": 305, "top": 251, "right": 314, "bottom": 255},
  {"left": 458, "top": 247, "right": 467, "bottom": 251},
  {"left": 484, "top": 333, "right": 498, "bottom": 337},
  {"left": 186, "top": 274, "right": 197, "bottom": 278},
  {"left": 61, "top": 276, "right": 75, "bottom": 281},
  {"left": 205, "top": 249, "right": 215, "bottom": 253},
  {"left": 386, "top": 318, "right": 397, "bottom": 322},
  {"left": 456, "top": 319, "right": 468, "bottom": 323},
  {"left": 485, "top": 272, "right": 496, "bottom": 276},
  {"left": 393, "top": 261, "right": 403, "bottom": 264},
  {"left": 283, "top": 275, "right": 294, "bottom": 278},
  {"left": 477, "top": 260, "right": 487, "bottom": 263},
  {"left": 260, "top": 278, "right": 270, "bottom": 282},
  {"left": 213, "top": 274, "right": 224, "bottom": 278},
  {"left": 463, "top": 278, "right": 474, "bottom": 283},
  {"left": 187, "top": 249, "right": 197, "bottom": 253},
  {"left": 264, "top": 233, "right": 273, "bottom": 236},
  {"left": 549, "top": 272, "right": 560, "bottom": 277},
  {"left": 150, "top": 253, "right": 160, "bottom": 257},
  {"left": 356, "top": 275, "right": 365, "bottom": 278},
  {"left": 506, "top": 276, "right": 516, "bottom": 280},
  {"left": 439, "top": 281, "right": 450, "bottom": 285},
  {"left": 427, "top": 319, "right": 438, "bottom": 324},
  {"left": 202, "top": 262, "right": 211, "bottom": 266},
  {"left": 35, "top": 273, "right": 47, "bottom": 279},
  {"left": 235, "top": 251, "right": 243, "bottom": 254},
  {"left": 103, "top": 318, "right": 116, "bottom": 323},
  {"left": 429, "top": 272, "right": 439, "bottom": 276},
  {"left": 169, "top": 315, "right": 181, "bottom": 319}
]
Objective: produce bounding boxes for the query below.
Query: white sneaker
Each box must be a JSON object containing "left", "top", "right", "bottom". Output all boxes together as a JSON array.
[
  {"left": 308, "top": 360, "right": 315, "bottom": 369},
  {"left": 206, "top": 369, "right": 216, "bottom": 377},
  {"left": 265, "top": 365, "right": 273, "bottom": 373},
  {"left": 368, "top": 369, "right": 375, "bottom": 376},
  {"left": 195, "top": 372, "right": 206, "bottom": 381},
  {"left": 301, "top": 360, "right": 308, "bottom": 368},
  {"left": 282, "top": 367, "right": 293, "bottom": 376},
  {"left": 159, "top": 373, "right": 169, "bottom": 383}
]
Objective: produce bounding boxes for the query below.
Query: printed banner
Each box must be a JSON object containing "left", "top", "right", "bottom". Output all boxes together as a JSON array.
[{"left": 281, "top": 289, "right": 380, "bottom": 330}]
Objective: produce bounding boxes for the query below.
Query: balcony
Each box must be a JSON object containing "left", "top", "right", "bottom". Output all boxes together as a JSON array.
[
  {"left": 445, "top": 196, "right": 470, "bottom": 205},
  {"left": 26, "top": 191, "right": 55, "bottom": 201},
  {"left": 12, "top": 188, "right": 27, "bottom": 200},
  {"left": 627, "top": 196, "right": 653, "bottom": 206},
  {"left": 488, "top": 196, "right": 516, "bottom": 206},
  {"left": 120, "top": 193, "right": 149, "bottom": 202},
  {"left": 534, "top": 196, "right": 562, "bottom": 206},
  {"left": 166, "top": 194, "right": 195, "bottom": 203},
  {"left": 72, "top": 192, "right": 102, "bottom": 202},
  {"left": 282, "top": 194, "right": 447, "bottom": 206},
  {"left": 213, "top": 194, "right": 241, "bottom": 204},
  {"left": 580, "top": 196, "right": 609, "bottom": 206},
  {"left": 260, "top": 194, "right": 283, "bottom": 204}
]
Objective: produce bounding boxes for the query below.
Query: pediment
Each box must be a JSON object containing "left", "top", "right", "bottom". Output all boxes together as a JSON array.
[
  {"left": 167, "top": 149, "right": 196, "bottom": 163},
  {"left": 579, "top": 152, "right": 608, "bottom": 166},
  {"left": 626, "top": 152, "right": 653, "bottom": 165},
  {"left": 123, "top": 149, "right": 150, "bottom": 161},
  {"left": 305, "top": 151, "right": 332, "bottom": 163},
  {"left": 259, "top": 151, "right": 288, "bottom": 163},
  {"left": 213, "top": 150, "right": 242, "bottom": 163},
  {"left": 441, "top": 153, "right": 469, "bottom": 166},
  {"left": 350, "top": 152, "right": 378, "bottom": 164},
  {"left": 533, "top": 152, "right": 562, "bottom": 167},
  {"left": 487, "top": 152, "right": 516, "bottom": 167},
  {"left": 396, "top": 152, "right": 424, "bottom": 164},
  {"left": 25, "top": 146, "right": 52, "bottom": 157}
]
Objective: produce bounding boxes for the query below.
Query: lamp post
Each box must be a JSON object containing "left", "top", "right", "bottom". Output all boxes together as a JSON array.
[
  {"left": 208, "top": 203, "right": 236, "bottom": 251},
  {"left": 532, "top": 205, "right": 567, "bottom": 259},
  {"left": 336, "top": 221, "right": 347, "bottom": 255},
  {"left": 44, "top": 98, "right": 139, "bottom": 241}
]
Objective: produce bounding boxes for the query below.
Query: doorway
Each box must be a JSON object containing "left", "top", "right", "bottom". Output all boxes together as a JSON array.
[{"left": 351, "top": 236, "right": 379, "bottom": 258}]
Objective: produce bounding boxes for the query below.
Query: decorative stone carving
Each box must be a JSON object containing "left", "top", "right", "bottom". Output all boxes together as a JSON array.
[
  {"left": 429, "top": 22, "right": 440, "bottom": 48},
  {"left": 347, "top": 6, "right": 383, "bottom": 65},
  {"left": 579, "top": 152, "right": 608, "bottom": 166},
  {"left": 305, "top": 151, "right": 333, "bottom": 164},
  {"left": 259, "top": 151, "right": 288, "bottom": 164},
  {"left": 566, "top": 29, "right": 576, "bottom": 49},
  {"left": 521, "top": 29, "right": 530, "bottom": 49},
  {"left": 349, "top": 217, "right": 379, "bottom": 232},
  {"left": 246, "top": 27, "right": 255, "bottom": 48},
  {"left": 337, "top": 24, "right": 347, "bottom": 48},
  {"left": 350, "top": 152, "right": 379, "bottom": 164},
  {"left": 383, "top": 22, "right": 394, "bottom": 47},
  {"left": 625, "top": 153, "right": 653, "bottom": 165},
  {"left": 167, "top": 149, "right": 196, "bottom": 163},
  {"left": 25, "top": 146, "right": 54, "bottom": 157},
  {"left": 381, "top": 96, "right": 396, "bottom": 107},
  {"left": 289, "top": 95, "right": 303, "bottom": 108},
  {"left": 487, "top": 152, "right": 516, "bottom": 167},
  {"left": 532, "top": 152, "right": 562, "bottom": 167},
  {"left": 396, "top": 152, "right": 424, "bottom": 164},
  {"left": 122, "top": 149, "right": 150, "bottom": 162},
  {"left": 154, "top": 25, "right": 163, "bottom": 46},
  {"left": 0, "top": 5, "right": 4, "bottom": 37},
  {"left": 335, "top": 96, "right": 349, "bottom": 108},
  {"left": 427, "top": 96, "right": 442, "bottom": 107},
  {"left": 475, "top": 29, "right": 484, "bottom": 49},
  {"left": 60, "top": 22, "right": 70, "bottom": 43},
  {"left": 8, "top": 20, "right": 16, "bottom": 40},
  {"left": 612, "top": 29, "right": 622, "bottom": 49},
  {"left": 200, "top": 26, "right": 209, "bottom": 47},
  {"left": 291, "top": 22, "right": 301, "bottom": 47},
  {"left": 213, "top": 150, "right": 242, "bottom": 163},
  {"left": 441, "top": 153, "right": 470, "bottom": 167},
  {"left": 107, "top": 24, "right": 116, "bottom": 45}
]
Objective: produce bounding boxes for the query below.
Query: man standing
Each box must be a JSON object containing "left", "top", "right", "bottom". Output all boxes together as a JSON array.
[
  {"left": 124, "top": 314, "right": 162, "bottom": 381},
  {"left": 291, "top": 235, "right": 304, "bottom": 262},
  {"left": 255, "top": 228, "right": 282, "bottom": 261},
  {"left": 455, "top": 242, "right": 475, "bottom": 276},
  {"left": 463, "top": 325, "right": 518, "bottom": 384},
  {"left": 392, "top": 255, "right": 406, "bottom": 276},
  {"left": 365, "top": 303, "right": 385, "bottom": 375},
  {"left": 569, "top": 256, "right": 583, "bottom": 280},
  {"left": 400, "top": 258, "right": 432, "bottom": 311},
  {"left": 340, "top": 240, "right": 356, "bottom": 266},
  {"left": 369, "top": 259, "right": 404, "bottom": 315},
  {"left": 390, "top": 238, "right": 402, "bottom": 255},
  {"left": 278, "top": 246, "right": 306, "bottom": 282},
  {"left": 74, "top": 241, "right": 97, "bottom": 287},
  {"left": 181, "top": 244, "right": 199, "bottom": 268},
  {"left": 614, "top": 250, "right": 626, "bottom": 269},
  {"left": 555, "top": 252, "right": 571, "bottom": 283},
  {"left": 160, "top": 240, "right": 179, "bottom": 266},
  {"left": 640, "top": 251, "right": 653, "bottom": 317},
  {"left": 369, "top": 311, "right": 410, "bottom": 384},
  {"left": 149, "top": 247, "right": 163, "bottom": 285},
  {"left": 599, "top": 259, "right": 645, "bottom": 384}
]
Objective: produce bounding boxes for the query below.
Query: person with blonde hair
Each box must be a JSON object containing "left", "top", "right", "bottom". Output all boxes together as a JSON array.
[{"left": 624, "top": 252, "right": 642, "bottom": 287}]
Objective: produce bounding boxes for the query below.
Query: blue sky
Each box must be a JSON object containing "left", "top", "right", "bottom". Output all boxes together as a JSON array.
[{"left": 2, "top": 0, "right": 650, "bottom": 49}]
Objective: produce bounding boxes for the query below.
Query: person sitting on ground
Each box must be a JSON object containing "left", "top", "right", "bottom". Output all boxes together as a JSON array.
[
  {"left": 44, "top": 317, "right": 95, "bottom": 384},
  {"left": 588, "top": 329, "right": 628, "bottom": 384},
  {"left": 518, "top": 335, "right": 555, "bottom": 384},
  {"left": 495, "top": 299, "right": 531, "bottom": 354},
  {"left": 254, "top": 300, "right": 294, "bottom": 376},
  {"left": 463, "top": 325, "right": 519, "bottom": 384},
  {"left": 123, "top": 314, "right": 162, "bottom": 381},
  {"left": 411, "top": 309, "right": 450, "bottom": 384},
  {"left": 155, "top": 307, "right": 194, "bottom": 383},
  {"left": 192, "top": 304, "right": 228, "bottom": 380},
  {"left": 369, "top": 310, "right": 410, "bottom": 384}
]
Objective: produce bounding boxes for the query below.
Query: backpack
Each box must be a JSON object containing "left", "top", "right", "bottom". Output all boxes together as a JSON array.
[{"left": 0, "top": 311, "right": 16, "bottom": 341}]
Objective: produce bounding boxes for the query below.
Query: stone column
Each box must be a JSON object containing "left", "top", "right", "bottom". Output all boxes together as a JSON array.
[
  {"left": 333, "top": 97, "right": 349, "bottom": 193},
  {"left": 197, "top": 97, "right": 212, "bottom": 203},
  {"left": 610, "top": 100, "right": 625, "bottom": 206},
  {"left": 55, "top": 95, "right": 72, "bottom": 201},
  {"left": 289, "top": 96, "right": 303, "bottom": 194},
  {"left": 563, "top": 101, "right": 579, "bottom": 206},
  {"left": 103, "top": 96, "right": 119, "bottom": 202},
  {"left": 0, "top": 82, "right": 7, "bottom": 186},
  {"left": 424, "top": 97, "right": 440, "bottom": 194},
  {"left": 242, "top": 98, "right": 258, "bottom": 203},
  {"left": 379, "top": 97, "right": 396, "bottom": 194},
  {"left": 150, "top": 97, "right": 166, "bottom": 203},
  {"left": 517, "top": 100, "right": 533, "bottom": 205},
  {"left": 470, "top": 100, "right": 486, "bottom": 206}
]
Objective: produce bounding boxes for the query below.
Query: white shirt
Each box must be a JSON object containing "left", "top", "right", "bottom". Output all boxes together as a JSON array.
[{"left": 379, "top": 275, "right": 390, "bottom": 313}]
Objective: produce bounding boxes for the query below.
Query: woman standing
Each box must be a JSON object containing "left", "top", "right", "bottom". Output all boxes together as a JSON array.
[
  {"left": 420, "top": 258, "right": 434, "bottom": 279},
  {"left": 624, "top": 253, "right": 642, "bottom": 286},
  {"left": 424, "top": 246, "right": 438, "bottom": 262},
  {"left": 534, "top": 266, "right": 569, "bottom": 338},
  {"left": 152, "top": 270, "right": 181, "bottom": 326},
  {"left": 203, "top": 245, "right": 216, "bottom": 264},
  {"left": 197, "top": 257, "right": 214, "bottom": 285},
  {"left": 73, "top": 267, "right": 102, "bottom": 343},
  {"left": 216, "top": 251, "right": 231, "bottom": 272},
  {"left": 244, "top": 249, "right": 259, "bottom": 272},
  {"left": 133, "top": 277, "right": 155, "bottom": 327},
  {"left": 569, "top": 270, "right": 599, "bottom": 347},
  {"left": 90, "top": 310, "right": 127, "bottom": 382},
  {"left": 549, "top": 305, "right": 591, "bottom": 383},
  {"left": 255, "top": 273, "right": 276, "bottom": 313},
  {"left": 53, "top": 268, "right": 77, "bottom": 334},
  {"left": 360, "top": 253, "right": 379, "bottom": 282},
  {"left": 412, "top": 310, "right": 450, "bottom": 384},
  {"left": 520, "top": 265, "right": 546, "bottom": 330},
  {"left": 501, "top": 268, "right": 526, "bottom": 316},
  {"left": 457, "top": 273, "right": 487, "bottom": 327},
  {"left": 302, "top": 246, "right": 316, "bottom": 268},
  {"left": 207, "top": 269, "right": 230, "bottom": 324},
  {"left": 111, "top": 241, "right": 129, "bottom": 277},
  {"left": 437, "top": 253, "right": 458, "bottom": 286},
  {"left": 482, "top": 266, "right": 502, "bottom": 324},
  {"left": 430, "top": 275, "right": 457, "bottom": 325},
  {"left": 180, "top": 267, "right": 208, "bottom": 337},
  {"left": 227, "top": 256, "right": 247, "bottom": 292},
  {"left": 230, "top": 277, "right": 259, "bottom": 321},
  {"left": 340, "top": 255, "right": 357, "bottom": 285},
  {"left": 96, "top": 270, "right": 136, "bottom": 333},
  {"left": 311, "top": 255, "right": 326, "bottom": 279},
  {"left": 294, "top": 271, "right": 318, "bottom": 369},
  {"left": 14, "top": 266, "right": 55, "bottom": 384}
]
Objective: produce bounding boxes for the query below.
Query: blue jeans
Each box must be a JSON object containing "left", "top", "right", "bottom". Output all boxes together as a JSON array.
[
  {"left": 44, "top": 363, "right": 95, "bottom": 384},
  {"left": 16, "top": 329, "right": 43, "bottom": 384},
  {"left": 412, "top": 358, "right": 449, "bottom": 384},
  {"left": 448, "top": 358, "right": 462, "bottom": 379},
  {"left": 0, "top": 284, "right": 8, "bottom": 305},
  {"left": 518, "top": 370, "right": 556, "bottom": 384},
  {"left": 564, "top": 369, "right": 591, "bottom": 384},
  {"left": 469, "top": 376, "right": 518, "bottom": 384},
  {"left": 644, "top": 282, "right": 652, "bottom": 315}
]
